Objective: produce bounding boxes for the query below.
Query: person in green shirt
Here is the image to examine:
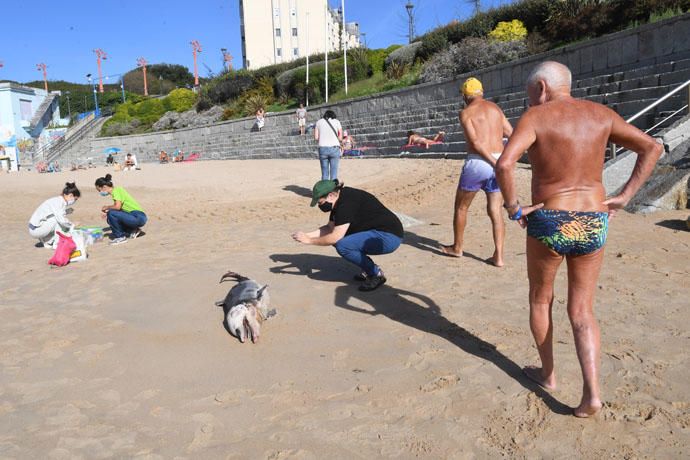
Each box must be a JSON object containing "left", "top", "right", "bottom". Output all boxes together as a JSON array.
[{"left": 95, "top": 173, "right": 147, "bottom": 245}]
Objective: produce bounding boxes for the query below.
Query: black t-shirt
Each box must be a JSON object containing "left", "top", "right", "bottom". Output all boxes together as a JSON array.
[{"left": 330, "top": 187, "right": 404, "bottom": 238}]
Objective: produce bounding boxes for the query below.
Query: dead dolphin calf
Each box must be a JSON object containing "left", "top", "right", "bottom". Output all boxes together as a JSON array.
[{"left": 216, "top": 271, "right": 276, "bottom": 343}]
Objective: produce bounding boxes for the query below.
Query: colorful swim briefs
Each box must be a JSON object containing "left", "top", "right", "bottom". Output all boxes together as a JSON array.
[{"left": 526, "top": 209, "right": 609, "bottom": 256}]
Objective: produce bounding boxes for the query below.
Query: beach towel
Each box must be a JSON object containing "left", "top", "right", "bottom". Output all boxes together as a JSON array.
[
  {"left": 182, "top": 153, "right": 201, "bottom": 162},
  {"left": 48, "top": 232, "right": 77, "bottom": 267},
  {"left": 401, "top": 141, "right": 443, "bottom": 149}
]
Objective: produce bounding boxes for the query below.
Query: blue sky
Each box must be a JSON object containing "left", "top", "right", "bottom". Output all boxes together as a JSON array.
[{"left": 1, "top": 0, "right": 513, "bottom": 84}]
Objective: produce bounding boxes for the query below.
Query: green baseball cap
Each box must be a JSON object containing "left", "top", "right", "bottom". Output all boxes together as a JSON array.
[{"left": 310, "top": 179, "right": 338, "bottom": 206}]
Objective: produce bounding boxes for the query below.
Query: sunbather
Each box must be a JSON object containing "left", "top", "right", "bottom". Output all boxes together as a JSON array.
[{"left": 406, "top": 130, "right": 446, "bottom": 148}]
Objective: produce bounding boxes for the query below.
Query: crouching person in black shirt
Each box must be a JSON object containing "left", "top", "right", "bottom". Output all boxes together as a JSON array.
[{"left": 292, "top": 179, "right": 404, "bottom": 291}]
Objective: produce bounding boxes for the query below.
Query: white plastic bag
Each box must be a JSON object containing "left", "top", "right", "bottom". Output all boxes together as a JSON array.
[{"left": 69, "top": 230, "right": 88, "bottom": 262}]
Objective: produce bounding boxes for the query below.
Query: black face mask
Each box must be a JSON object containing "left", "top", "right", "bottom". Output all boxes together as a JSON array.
[{"left": 318, "top": 201, "right": 333, "bottom": 212}]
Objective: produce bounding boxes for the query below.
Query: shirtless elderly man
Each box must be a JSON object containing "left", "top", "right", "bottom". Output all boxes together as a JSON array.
[
  {"left": 441, "top": 77, "right": 513, "bottom": 266},
  {"left": 496, "top": 61, "right": 662, "bottom": 417}
]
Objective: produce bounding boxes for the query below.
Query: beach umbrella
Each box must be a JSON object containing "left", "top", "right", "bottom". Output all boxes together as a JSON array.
[{"left": 103, "top": 147, "right": 121, "bottom": 154}]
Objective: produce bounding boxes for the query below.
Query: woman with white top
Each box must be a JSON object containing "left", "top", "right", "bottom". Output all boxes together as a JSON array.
[
  {"left": 314, "top": 110, "right": 343, "bottom": 180},
  {"left": 28, "top": 182, "right": 80, "bottom": 248}
]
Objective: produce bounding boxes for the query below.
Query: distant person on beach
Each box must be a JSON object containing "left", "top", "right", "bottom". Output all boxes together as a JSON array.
[
  {"left": 123, "top": 153, "right": 138, "bottom": 171},
  {"left": 292, "top": 179, "right": 403, "bottom": 291},
  {"left": 496, "top": 61, "right": 662, "bottom": 418},
  {"left": 95, "top": 173, "right": 147, "bottom": 246},
  {"left": 440, "top": 77, "right": 513, "bottom": 267},
  {"left": 159, "top": 151, "right": 169, "bottom": 163},
  {"left": 406, "top": 130, "right": 445, "bottom": 148},
  {"left": 255, "top": 108, "right": 265, "bottom": 131},
  {"left": 314, "top": 110, "right": 343, "bottom": 180},
  {"left": 106, "top": 153, "right": 114, "bottom": 166},
  {"left": 28, "top": 182, "right": 80, "bottom": 249},
  {"left": 296, "top": 103, "right": 307, "bottom": 136}
]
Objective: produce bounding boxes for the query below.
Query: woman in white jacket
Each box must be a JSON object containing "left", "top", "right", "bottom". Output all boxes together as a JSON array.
[{"left": 28, "top": 182, "right": 81, "bottom": 248}]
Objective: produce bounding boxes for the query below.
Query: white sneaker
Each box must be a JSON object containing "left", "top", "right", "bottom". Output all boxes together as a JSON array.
[
  {"left": 110, "top": 237, "right": 128, "bottom": 245},
  {"left": 129, "top": 229, "right": 141, "bottom": 239}
]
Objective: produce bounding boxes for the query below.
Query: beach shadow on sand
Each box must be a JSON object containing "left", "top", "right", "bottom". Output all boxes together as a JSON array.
[
  {"left": 655, "top": 219, "right": 689, "bottom": 231},
  {"left": 269, "top": 252, "right": 571, "bottom": 415},
  {"left": 282, "top": 185, "right": 313, "bottom": 198},
  {"left": 404, "top": 230, "right": 494, "bottom": 265}
]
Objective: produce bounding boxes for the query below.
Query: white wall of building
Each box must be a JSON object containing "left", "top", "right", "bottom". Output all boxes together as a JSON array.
[
  {"left": 0, "top": 83, "right": 62, "bottom": 171},
  {"left": 240, "top": 0, "right": 361, "bottom": 70}
]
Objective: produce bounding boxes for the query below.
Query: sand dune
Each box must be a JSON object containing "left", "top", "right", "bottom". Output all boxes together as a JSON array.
[{"left": 0, "top": 159, "right": 688, "bottom": 458}]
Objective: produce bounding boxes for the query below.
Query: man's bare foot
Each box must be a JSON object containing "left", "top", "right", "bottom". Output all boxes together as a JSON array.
[
  {"left": 488, "top": 254, "right": 504, "bottom": 267},
  {"left": 523, "top": 366, "right": 557, "bottom": 390},
  {"left": 439, "top": 245, "right": 462, "bottom": 258},
  {"left": 573, "top": 400, "right": 602, "bottom": 418}
]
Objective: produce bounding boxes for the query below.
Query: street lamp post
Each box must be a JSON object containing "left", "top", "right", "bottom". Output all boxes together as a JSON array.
[
  {"left": 86, "top": 73, "right": 99, "bottom": 117},
  {"left": 93, "top": 49, "right": 108, "bottom": 93},
  {"left": 342, "top": 0, "right": 348, "bottom": 95},
  {"left": 306, "top": 12, "right": 310, "bottom": 107},
  {"left": 220, "top": 48, "right": 233, "bottom": 72},
  {"left": 137, "top": 57, "right": 148, "bottom": 96},
  {"left": 36, "top": 63, "right": 48, "bottom": 92},
  {"left": 190, "top": 40, "right": 202, "bottom": 88}
]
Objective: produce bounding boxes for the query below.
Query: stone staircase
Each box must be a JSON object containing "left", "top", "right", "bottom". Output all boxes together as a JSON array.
[
  {"left": 176, "top": 57, "right": 689, "bottom": 162},
  {"left": 28, "top": 93, "right": 58, "bottom": 134},
  {"left": 46, "top": 116, "right": 108, "bottom": 164}
]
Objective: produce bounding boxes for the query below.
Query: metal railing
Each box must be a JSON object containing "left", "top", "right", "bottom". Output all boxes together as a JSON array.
[{"left": 609, "top": 78, "right": 690, "bottom": 160}]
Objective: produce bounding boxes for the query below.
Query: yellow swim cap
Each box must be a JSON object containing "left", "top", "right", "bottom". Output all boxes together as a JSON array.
[{"left": 462, "top": 77, "right": 483, "bottom": 96}]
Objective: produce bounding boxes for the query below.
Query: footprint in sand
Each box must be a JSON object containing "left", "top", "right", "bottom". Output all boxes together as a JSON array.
[
  {"left": 75, "top": 343, "right": 114, "bottom": 362},
  {"left": 265, "top": 449, "right": 313, "bottom": 460},
  {"left": 420, "top": 375, "right": 460, "bottom": 393},
  {"left": 187, "top": 413, "right": 216, "bottom": 451}
]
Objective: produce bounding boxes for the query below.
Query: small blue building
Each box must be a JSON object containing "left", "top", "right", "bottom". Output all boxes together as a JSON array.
[{"left": 0, "top": 82, "right": 63, "bottom": 171}]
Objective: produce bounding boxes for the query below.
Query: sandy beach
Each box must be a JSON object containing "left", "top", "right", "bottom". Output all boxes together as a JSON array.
[{"left": 0, "top": 158, "right": 688, "bottom": 458}]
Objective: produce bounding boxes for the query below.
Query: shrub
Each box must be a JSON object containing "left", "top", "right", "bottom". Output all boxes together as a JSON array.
[
  {"left": 385, "top": 42, "right": 422, "bottom": 68},
  {"left": 419, "top": 37, "right": 528, "bottom": 83},
  {"left": 196, "top": 95, "right": 213, "bottom": 112},
  {"left": 207, "top": 71, "right": 255, "bottom": 104},
  {"left": 131, "top": 98, "right": 166, "bottom": 125},
  {"left": 348, "top": 47, "right": 373, "bottom": 81},
  {"left": 385, "top": 61, "right": 408, "bottom": 80},
  {"left": 166, "top": 88, "right": 197, "bottom": 112},
  {"left": 489, "top": 19, "right": 528, "bottom": 42},
  {"left": 242, "top": 92, "right": 270, "bottom": 115},
  {"left": 367, "top": 45, "right": 401, "bottom": 73}
]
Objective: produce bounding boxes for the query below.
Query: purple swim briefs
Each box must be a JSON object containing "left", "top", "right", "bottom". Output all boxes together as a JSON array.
[{"left": 458, "top": 153, "right": 501, "bottom": 193}]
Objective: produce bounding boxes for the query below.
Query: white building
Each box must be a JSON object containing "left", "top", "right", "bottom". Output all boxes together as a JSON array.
[
  {"left": 0, "top": 83, "right": 62, "bottom": 171},
  {"left": 240, "top": 0, "right": 361, "bottom": 70}
]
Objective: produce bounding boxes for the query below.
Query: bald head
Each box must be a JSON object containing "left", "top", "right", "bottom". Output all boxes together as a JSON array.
[{"left": 527, "top": 61, "right": 572, "bottom": 92}]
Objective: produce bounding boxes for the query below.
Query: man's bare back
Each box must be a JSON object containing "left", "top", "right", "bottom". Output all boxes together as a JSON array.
[
  {"left": 507, "top": 96, "right": 661, "bottom": 213},
  {"left": 460, "top": 99, "right": 510, "bottom": 162}
]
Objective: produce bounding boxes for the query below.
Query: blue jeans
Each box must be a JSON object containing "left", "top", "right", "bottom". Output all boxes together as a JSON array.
[
  {"left": 107, "top": 210, "right": 147, "bottom": 238},
  {"left": 334, "top": 230, "right": 402, "bottom": 276},
  {"left": 319, "top": 146, "right": 341, "bottom": 180}
]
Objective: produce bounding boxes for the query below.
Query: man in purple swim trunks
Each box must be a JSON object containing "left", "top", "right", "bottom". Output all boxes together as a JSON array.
[{"left": 440, "top": 77, "right": 513, "bottom": 266}]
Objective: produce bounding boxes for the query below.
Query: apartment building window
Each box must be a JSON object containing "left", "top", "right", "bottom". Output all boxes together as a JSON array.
[
  {"left": 293, "top": 48, "right": 299, "bottom": 56},
  {"left": 277, "top": 48, "right": 282, "bottom": 57},
  {"left": 292, "top": 28, "right": 298, "bottom": 36},
  {"left": 275, "top": 28, "right": 281, "bottom": 37}
]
